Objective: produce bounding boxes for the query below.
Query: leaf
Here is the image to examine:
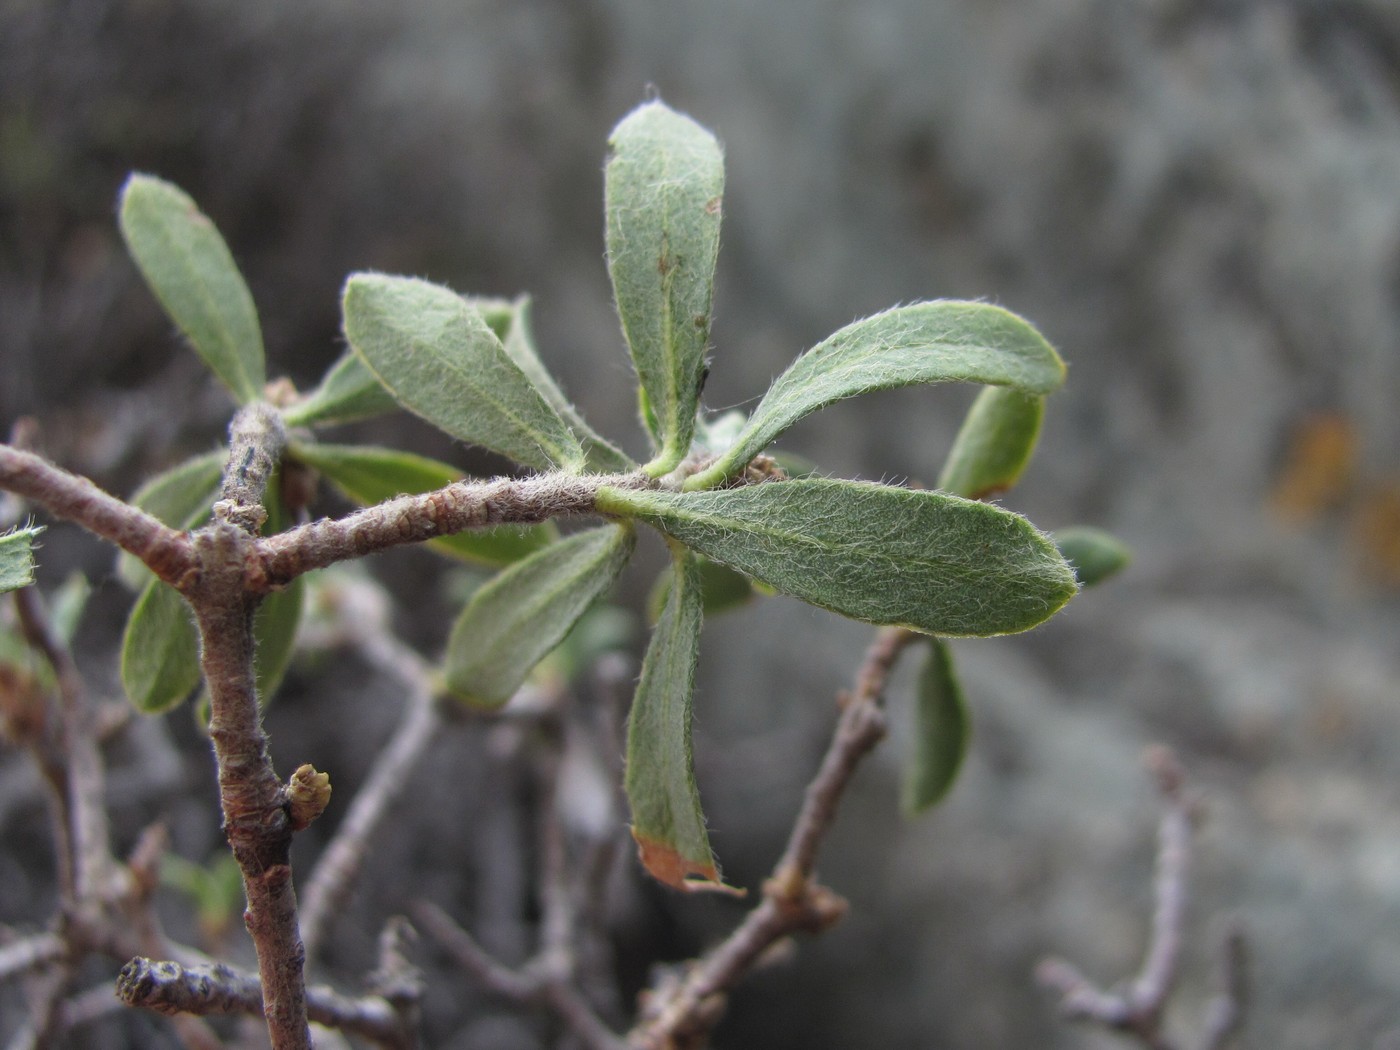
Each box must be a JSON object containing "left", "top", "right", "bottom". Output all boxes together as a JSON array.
[
  {"left": 49, "top": 572, "right": 92, "bottom": 646},
  {"left": 598, "top": 478, "right": 1078, "bottom": 637},
  {"left": 687, "top": 302, "right": 1066, "bottom": 490},
  {"left": 500, "top": 297, "right": 635, "bottom": 472},
  {"left": 342, "top": 274, "right": 585, "bottom": 471},
  {"left": 938, "top": 387, "right": 1045, "bottom": 500},
  {"left": 902, "top": 638, "right": 970, "bottom": 814},
  {"left": 1053, "top": 526, "right": 1131, "bottom": 587},
  {"left": 282, "top": 351, "right": 399, "bottom": 428},
  {"left": 646, "top": 554, "right": 755, "bottom": 624},
  {"left": 121, "top": 579, "right": 201, "bottom": 713},
  {"left": 605, "top": 100, "right": 724, "bottom": 472},
  {"left": 0, "top": 525, "right": 43, "bottom": 594},
  {"left": 118, "top": 175, "right": 265, "bottom": 403},
  {"left": 625, "top": 549, "right": 733, "bottom": 893},
  {"left": 117, "top": 451, "right": 224, "bottom": 590},
  {"left": 291, "top": 443, "right": 557, "bottom": 566},
  {"left": 445, "top": 524, "right": 636, "bottom": 708},
  {"left": 250, "top": 484, "right": 303, "bottom": 704}
]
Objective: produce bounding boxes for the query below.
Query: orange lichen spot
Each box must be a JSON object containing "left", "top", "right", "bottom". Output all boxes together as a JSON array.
[
  {"left": 1271, "top": 413, "right": 1357, "bottom": 520},
  {"left": 632, "top": 829, "right": 745, "bottom": 896}
]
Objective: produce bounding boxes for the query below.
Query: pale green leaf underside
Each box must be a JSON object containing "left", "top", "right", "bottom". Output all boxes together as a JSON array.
[
  {"left": 0, "top": 526, "right": 44, "bottom": 594},
  {"left": 903, "top": 637, "right": 970, "bottom": 814},
  {"left": 342, "top": 274, "right": 585, "bottom": 472},
  {"left": 445, "top": 524, "right": 635, "bottom": 708},
  {"left": 121, "top": 580, "right": 201, "bottom": 713},
  {"left": 599, "top": 478, "right": 1078, "bottom": 637},
  {"left": 625, "top": 549, "right": 724, "bottom": 891},
  {"left": 1053, "top": 526, "right": 1131, "bottom": 588},
  {"left": 689, "top": 302, "right": 1065, "bottom": 489},
  {"left": 119, "top": 175, "right": 265, "bottom": 404},
  {"left": 117, "top": 451, "right": 225, "bottom": 590},
  {"left": 283, "top": 351, "right": 399, "bottom": 428},
  {"left": 938, "top": 387, "right": 1045, "bottom": 500},
  {"left": 293, "top": 443, "right": 557, "bottom": 566},
  {"left": 605, "top": 100, "right": 724, "bottom": 469}
]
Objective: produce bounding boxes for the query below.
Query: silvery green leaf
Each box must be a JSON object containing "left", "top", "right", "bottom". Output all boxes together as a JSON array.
[
  {"left": 445, "top": 524, "right": 635, "bottom": 708},
  {"left": 938, "top": 387, "right": 1045, "bottom": 500},
  {"left": 282, "top": 351, "right": 399, "bottom": 428},
  {"left": 605, "top": 101, "right": 723, "bottom": 472},
  {"left": 116, "top": 451, "right": 224, "bottom": 590},
  {"left": 599, "top": 478, "right": 1078, "bottom": 637},
  {"left": 121, "top": 580, "right": 200, "bottom": 713},
  {"left": 119, "top": 175, "right": 265, "bottom": 403},
  {"left": 1053, "top": 526, "right": 1131, "bottom": 587},
  {"left": 342, "top": 274, "right": 585, "bottom": 471},
  {"left": 687, "top": 302, "right": 1065, "bottom": 490},
  {"left": 0, "top": 525, "right": 43, "bottom": 594},
  {"left": 902, "top": 637, "right": 970, "bottom": 814}
]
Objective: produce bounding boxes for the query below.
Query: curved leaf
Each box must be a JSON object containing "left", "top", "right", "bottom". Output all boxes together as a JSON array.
[
  {"left": 688, "top": 302, "right": 1065, "bottom": 489},
  {"left": 121, "top": 580, "right": 200, "bottom": 713},
  {"left": 119, "top": 175, "right": 265, "bottom": 403},
  {"left": 646, "top": 554, "right": 755, "bottom": 624},
  {"left": 0, "top": 525, "right": 43, "bottom": 594},
  {"left": 938, "top": 387, "right": 1045, "bottom": 500},
  {"left": 599, "top": 478, "right": 1078, "bottom": 637},
  {"left": 342, "top": 274, "right": 585, "bottom": 471},
  {"left": 252, "top": 578, "right": 303, "bottom": 705},
  {"left": 445, "top": 524, "right": 636, "bottom": 708},
  {"left": 605, "top": 101, "right": 724, "bottom": 472},
  {"left": 117, "top": 451, "right": 224, "bottom": 590},
  {"left": 292, "top": 443, "right": 557, "bottom": 566},
  {"left": 283, "top": 351, "right": 399, "bottom": 428},
  {"left": 1053, "top": 526, "right": 1131, "bottom": 587},
  {"left": 902, "top": 638, "right": 970, "bottom": 814}
]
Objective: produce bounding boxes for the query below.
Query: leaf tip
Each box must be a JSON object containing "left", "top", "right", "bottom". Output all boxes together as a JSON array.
[{"left": 631, "top": 829, "right": 745, "bottom": 896}]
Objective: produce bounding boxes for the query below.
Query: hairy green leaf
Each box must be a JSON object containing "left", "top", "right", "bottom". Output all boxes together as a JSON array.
[
  {"left": 252, "top": 578, "right": 303, "bottom": 704},
  {"left": 1053, "top": 526, "right": 1131, "bottom": 587},
  {"left": 605, "top": 101, "right": 724, "bottom": 472},
  {"left": 688, "top": 303, "right": 1065, "bottom": 489},
  {"left": 903, "top": 638, "right": 970, "bottom": 814},
  {"left": 283, "top": 351, "right": 399, "bottom": 428},
  {"left": 118, "top": 175, "right": 265, "bottom": 403},
  {"left": 445, "top": 525, "right": 636, "bottom": 708},
  {"left": 292, "top": 443, "right": 557, "bottom": 566},
  {"left": 646, "top": 554, "right": 755, "bottom": 624},
  {"left": 625, "top": 549, "right": 731, "bottom": 892},
  {"left": 342, "top": 274, "right": 585, "bottom": 471},
  {"left": 599, "top": 478, "right": 1078, "bottom": 637},
  {"left": 121, "top": 580, "right": 200, "bottom": 713},
  {"left": 0, "top": 525, "right": 43, "bottom": 594},
  {"left": 117, "top": 451, "right": 224, "bottom": 590},
  {"left": 938, "top": 387, "right": 1045, "bottom": 500}
]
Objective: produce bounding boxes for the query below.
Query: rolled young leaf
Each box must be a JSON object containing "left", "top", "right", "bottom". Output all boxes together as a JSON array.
[
  {"left": 116, "top": 451, "right": 224, "bottom": 590},
  {"left": 1052, "top": 526, "right": 1131, "bottom": 587},
  {"left": 282, "top": 351, "right": 399, "bottom": 428},
  {"left": 902, "top": 637, "right": 970, "bottom": 814},
  {"left": 291, "top": 443, "right": 557, "bottom": 566},
  {"left": 445, "top": 524, "right": 636, "bottom": 708},
  {"left": 625, "top": 548, "right": 732, "bottom": 892},
  {"left": 118, "top": 175, "right": 265, "bottom": 404},
  {"left": 0, "top": 525, "right": 43, "bottom": 594},
  {"left": 121, "top": 579, "right": 201, "bottom": 713},
  {"left": 598, "top": 478, "right": 1078, "bottom": 637},
  {"left": 938, "top": 387, "right": 1045, "bottom": 500},
  {"left": 687, "top": 302, "right": 1066, "bottom": 490},
  {"left": 605, "top": 101, "right": 724, "bottom": 473},
  {"left": 342, "top": 274, "right": 585, "bottom": 472}
]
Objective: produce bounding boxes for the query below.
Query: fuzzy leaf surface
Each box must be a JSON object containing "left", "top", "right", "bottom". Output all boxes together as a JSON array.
[
  {"left": 117, "top": 451, "right": 224, "bottom": 590},
  {"left": 599, "top": 478, "right": 1078, "bottom": 637},
  {"left": 283, "top": 351, "right": 399, "bottom": 428},
  {"left": 646, "top": 554, "right": 755, "bottom": 623},
  {"left": 605, "top": 101, "right": 723, "bottom": 470},
  {"left": 938, "top": 387, "right": 1045, "bottom": 499},
  {"left": 903, "top": 638, "right": 970, "bottom": 813},
  {"left": 119, "top": 175, "right": 265, "bottom": 403},
  {"left": 121, "top": 580, "right": 200, "bottom": 713},
  {"left": 293, "top": 443, "right": 556, "bottom": 566},
  {"left": 342, "top": 274, "right": 585, "bottom": 471},
  {"left": 0, "top": 526, "right": 43, "bottom": 594},
  {"left": 625, "top": 550, "right": 728, "bottom": 892},
  {"left": 445, "top": 525, "right": 635, "bottom": 708},
  {"left": 1053, "top": 526, "right": 1131, "bottom": 587},
  {"left": 689, "top": 303, "right": 1065, "bottom": 489}
]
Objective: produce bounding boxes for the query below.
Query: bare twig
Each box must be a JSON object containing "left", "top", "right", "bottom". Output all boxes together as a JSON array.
[
  {"left": 0, "top": 932, "right": 65, "bottom": 983},
  {"left": 215, "top": 402, "right": 286, "bottom": 534},
  {"left": 628, "top": 626, "right": 920, "bottom": 1050}
]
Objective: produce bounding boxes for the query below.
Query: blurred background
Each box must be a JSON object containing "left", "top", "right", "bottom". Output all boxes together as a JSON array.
[{"left": 3, "top": 0, "right": 1400, "bottom": 1046}]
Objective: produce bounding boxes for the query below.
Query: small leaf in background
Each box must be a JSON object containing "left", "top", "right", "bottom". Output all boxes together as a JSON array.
[
  {"left": 938, "top": 387, "right": 1045, "bottom": 500},
  {"left": 0, "top": 525, "right": 43, "bottom": 594},
  {"left": 161, "top": 852, "right": 244, "bottom": 949},
  {"left": 902, "top": 637, "right": 970, "bottom": 814},
  {"left": 49, "top": 572, "right": 92, "bottom": 646},
  {"left": 646, "top": 554, "right": 755, "bottom": 624},
  {"left": 1052, "top": 526, "right": 1131, "bottom": 587},
  {"left": 342, "top": 274, "right": 585, "bottom": 472},
  {"left": 117, "top": 451, "right": 224, "bottom": 590},
  {"left": 445, "top": 525, "right": 636, "bottom": 708},
  {"left": 291, "top": 443, "right": 557, "bottom": 566},
  {"left": 118, "top": 175, "right": 265, "bottom": 404},
  {"left": 282, "top": 351, "right": 399, "bottom": 428},
  {"left": 605, "top": 100, "right": 724, "bottom": 472},
  {"left": 599, "top": 478, "right": 1079, "bottom": 637},
  {"left": 121, "top": 580, "right": 200, "bottom": 713},
  {"left": 625, "top": 549, "right": 735, "bottom": 893},
  {"left": 499, "top": 297, "right": 635, "bottom": 473},
  {"left": 688, "top": 302, "right": 1065, "bottom": 490}
]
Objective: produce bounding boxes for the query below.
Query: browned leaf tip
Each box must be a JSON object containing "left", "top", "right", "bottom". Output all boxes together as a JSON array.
[{"left": 632, "top": 829, "right": 746, "bottom": 897}]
